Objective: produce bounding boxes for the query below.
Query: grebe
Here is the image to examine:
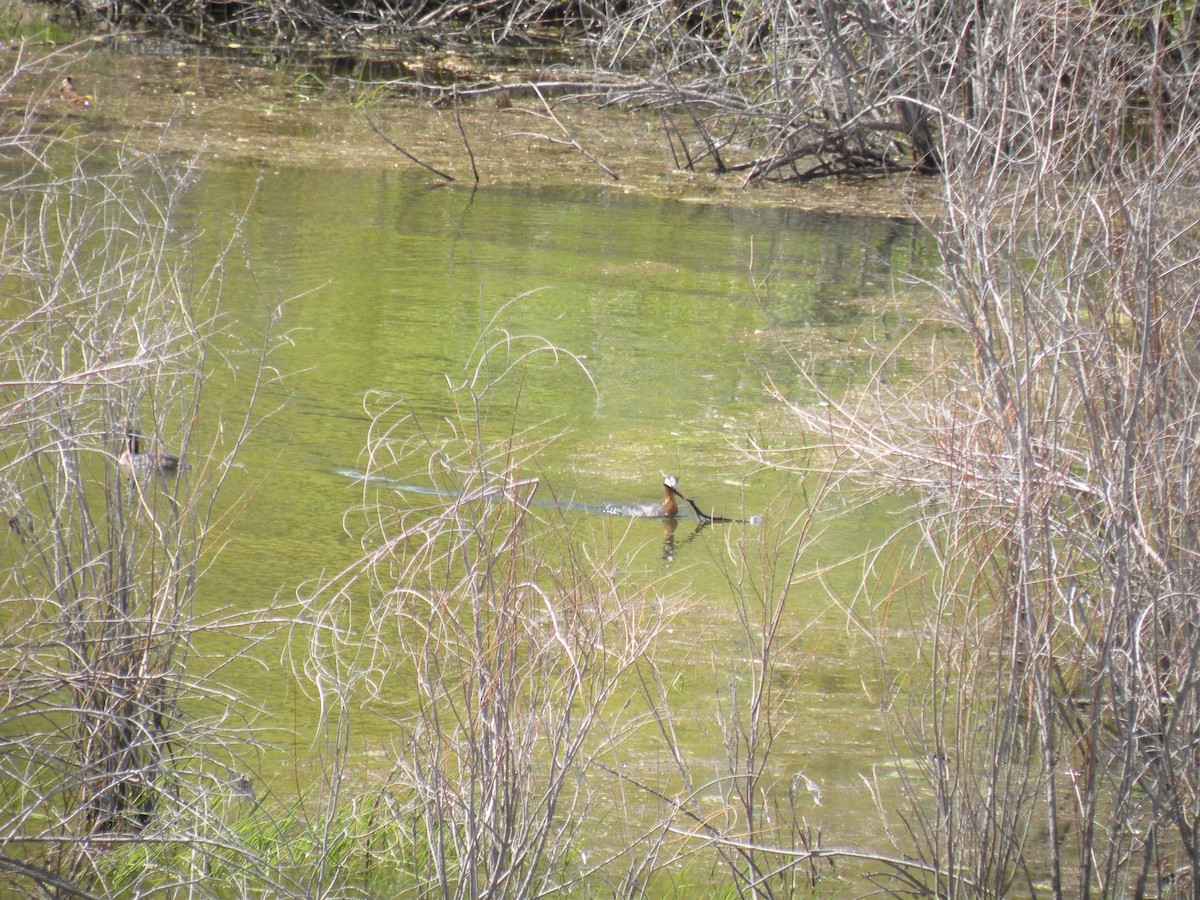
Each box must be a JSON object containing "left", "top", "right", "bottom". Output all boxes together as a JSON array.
[
  {"left": 597, "top": 475, "right": 684, "bottom": 518},
  {"left": 60, "top": 77, "right": 92, "bottom": 108},
  {"left": 119, "top": 430, "right": 183, "bottom": 476},
  {"left": 662, "top": 474, "right": 682, "bottom": 517}
]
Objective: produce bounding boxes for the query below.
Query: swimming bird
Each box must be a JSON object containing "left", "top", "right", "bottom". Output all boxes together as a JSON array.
[
  {"left": 118, "top": 429, "right": 183, "bottom": 476},
  {"left": 60, "top": 77, "right": 92, "bottom": 108},
  {"left": 662, "top": 474, "right": 681, "bottom": 517},
  {"left": 597, "top": 475, "right": 689, "bottom": 519}
]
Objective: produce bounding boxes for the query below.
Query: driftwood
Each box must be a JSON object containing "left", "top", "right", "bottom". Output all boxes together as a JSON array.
[
  {"left": 525, "top": 84, "right": 620, "bottom": 182},
  {"left": 363, "top": 110, "right": 455, "bottom": 181}
]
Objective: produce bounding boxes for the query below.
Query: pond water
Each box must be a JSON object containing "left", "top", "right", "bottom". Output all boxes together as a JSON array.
[
  {"left": 173, "top": 160, "right": 939, "bottom": 845},
  {"left": 4, "top": 53, "right": 942, "bottom": 880}
]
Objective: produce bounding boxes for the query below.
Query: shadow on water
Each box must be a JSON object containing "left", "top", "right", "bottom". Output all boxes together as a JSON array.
[{"left": 117, "top": 32, "right": 581, "bottom": 85}]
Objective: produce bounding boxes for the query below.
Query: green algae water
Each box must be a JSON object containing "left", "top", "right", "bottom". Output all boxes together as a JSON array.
[
  {"left": 180, "top": 161, "right": 938, "bottom": 844},
  {"left": 1, "top": 131, "right": 939, "bottom": 887}
]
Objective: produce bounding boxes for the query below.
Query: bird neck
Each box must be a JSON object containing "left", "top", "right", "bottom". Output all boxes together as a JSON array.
[{"left": 662, "top": 486, "right": 678, "bottom": 517}]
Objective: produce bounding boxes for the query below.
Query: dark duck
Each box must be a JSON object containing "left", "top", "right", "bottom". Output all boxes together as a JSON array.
[{"left": 118, "top": 429, "right": 184, "bottom": 476}]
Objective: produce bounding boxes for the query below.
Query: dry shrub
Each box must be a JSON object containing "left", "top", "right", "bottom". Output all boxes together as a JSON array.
[
  {"left": 777, "top": 2, "right": 1200, "bottom": 896},
  {"left": 302, "top": 324, "right": 673, "bottom": 896},
  {"left": 0, "top": 149, "right": 287, "bottom": 895}
]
